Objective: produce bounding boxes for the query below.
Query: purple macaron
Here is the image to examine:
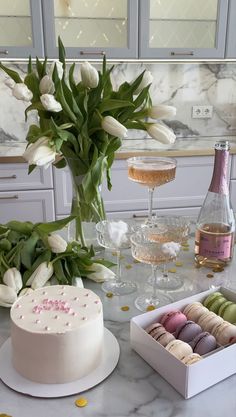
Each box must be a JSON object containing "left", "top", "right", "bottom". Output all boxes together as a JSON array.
[
  {"left": 175, "top": 320, "right": 202, "bottom": 343},
  {"left": 190, "top": 331, "right": 217, "bottom": 355}
]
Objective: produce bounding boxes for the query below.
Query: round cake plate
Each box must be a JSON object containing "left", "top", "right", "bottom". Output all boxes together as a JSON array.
[{"left": 0, "top": 328, "right": 119, "bottom": 398}]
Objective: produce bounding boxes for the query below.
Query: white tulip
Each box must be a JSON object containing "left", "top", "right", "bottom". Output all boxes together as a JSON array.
[
  {"left": 49, "top": 60, "right": 64, "bottom": 80},
  {"left": 18, "top": 287, "right": 34, "bottom": 297},
  {"left": 86, "top": 263, "right": 116, "bottom": 283},
  {"left": 40, "top": 94, "right": 62, "bottom": 112},
  {"left": 134, "top": 71, "right": 153, "bottom": 95},
  {"left": 3, "top": 267, "right": 23, "bottom": 294},
  {"left": 147, "top": 123, "right": 176, "bottom": 145},
  {"left": 148, "top": 105, "right": 177, "bottom": 120},
  {"left": 23, "top": 136, "right": 57, "bottom": 167},
  {"left": 48, "top": 234, "right": 67, "bottom": 253},
  {"left": 0, "top": 284, "right": 17, "bottom": 307},
  {"left": 80, "top": 61, "right": 99, "bottom": 88},
  {"left": 12, "top": 83, "right": 33, "bottom": 102},
  {"left": 102, "top": 116, "right": 127, "bottom": 139},
  {"left": 39, "top": 75, "right": 55, "bottom": 94},
  {"left": 26, "top": 262, "right": 54, "bottom": 290},
  {"left": 5, "top": 78, "right": 15, "bottom": 89}
]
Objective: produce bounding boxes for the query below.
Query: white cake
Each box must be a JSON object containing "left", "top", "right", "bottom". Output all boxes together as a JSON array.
[{"left": 10, "top": 285, "right": 104, "bottom": 384}]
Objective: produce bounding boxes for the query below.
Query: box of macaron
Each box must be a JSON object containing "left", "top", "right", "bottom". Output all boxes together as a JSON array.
[{"left": 130, "top": 287, "right": 236, "bottom": 398}]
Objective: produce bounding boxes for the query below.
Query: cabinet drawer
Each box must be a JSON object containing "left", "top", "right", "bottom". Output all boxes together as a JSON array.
[
  {"left": 231, "top": 155, "right": 236, "bottom": 179},
  {"left": 0, "top": 190, "right": 55, "bottom": 223},
  {"left": 102, "top": 156, "right": 214, "bottom": 212},
  {"left": 0, "top": 164, "right": 53, "bottom": 191},
  {"left": 230, "top": 180, "right": 236, "bottom": 212}
]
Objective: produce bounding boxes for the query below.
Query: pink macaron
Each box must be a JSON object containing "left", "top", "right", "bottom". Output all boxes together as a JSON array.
[{"left": 160, "top": 310, "right": 187, "bottom": 333}]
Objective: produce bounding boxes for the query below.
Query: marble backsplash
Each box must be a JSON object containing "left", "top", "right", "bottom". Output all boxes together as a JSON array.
[{"left": 0, "top": 61, "right": 236, "bottom": 144}]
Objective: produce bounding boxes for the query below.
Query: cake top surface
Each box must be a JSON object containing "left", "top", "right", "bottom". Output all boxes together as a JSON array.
[{"left": 10, "top": 285, "right": 102, "bottom": 333}]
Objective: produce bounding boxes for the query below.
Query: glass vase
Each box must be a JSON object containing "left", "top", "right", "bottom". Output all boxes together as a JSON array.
[{"left": 66, "top": 158, "right": 106, "bottom": 247}]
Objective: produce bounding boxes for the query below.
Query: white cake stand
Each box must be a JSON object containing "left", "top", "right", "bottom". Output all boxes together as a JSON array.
[{"left": 0, "top": 328, "right": 119, "bottom": 398}]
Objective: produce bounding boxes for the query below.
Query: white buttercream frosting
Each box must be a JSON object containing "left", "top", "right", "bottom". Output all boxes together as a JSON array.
[{"left": 10, "top": 285, "right": 104, "bottom": 384}]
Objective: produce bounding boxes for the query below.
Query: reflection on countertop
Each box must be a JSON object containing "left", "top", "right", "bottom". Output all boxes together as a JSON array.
[{"left": 0, "top": 136, "right": 236, "bottom": 163}]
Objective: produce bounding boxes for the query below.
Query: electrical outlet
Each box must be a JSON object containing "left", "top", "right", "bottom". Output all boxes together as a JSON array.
[{"left": 192, "top": 105, "right": 213, "bottom": 119}]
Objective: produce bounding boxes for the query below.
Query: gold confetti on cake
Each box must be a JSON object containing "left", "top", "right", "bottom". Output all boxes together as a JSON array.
[
  {"left": 106, "top": 292, "right": 114, "bottom": 298},
  {"left": 146, "top": 305, "right": 155, "bottom": 311}
]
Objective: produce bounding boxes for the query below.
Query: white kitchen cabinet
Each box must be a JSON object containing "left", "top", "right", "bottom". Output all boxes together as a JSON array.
[
  {"left": 0, "top": 0, "right": 44, "bottom": 58},
  {"left": 42, "top": 0, "right": 138, "bottom": 59},
  {"left": 0, "top": 164, "right": 55, "bottom": 223},
  {"left": 53, "top": 155, "right": 227, "bottom": 220},
  {"left": 230, "top": 155, "right": 236, "bottom": 213},
  {"left": 139, "top": 0, "right": 228, "bottom": 59}
]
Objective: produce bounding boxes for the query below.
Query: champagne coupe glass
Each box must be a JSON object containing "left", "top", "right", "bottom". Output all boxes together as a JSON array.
[
  {"left": 96, "top": 220, "right": 138, "bottom": 296},
  {"left": 127, "top": 156, "right": 177, "bottom": 224},
  {"left": 147, "top": 216, "right": 190, "bottom": 290},
  {"left": 130, "top": 227, "right": 175, "bottom": 312}
]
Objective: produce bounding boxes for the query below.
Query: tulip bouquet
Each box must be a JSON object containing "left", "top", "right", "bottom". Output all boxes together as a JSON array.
[
  {"left": 0, "top": 217, "right": 115, "bottom": 308},
  {"left": 0, "top": 38, "right": 176, "bottom": 246}
]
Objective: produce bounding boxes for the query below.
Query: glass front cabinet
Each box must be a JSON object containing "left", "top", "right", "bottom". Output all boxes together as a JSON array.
[
  {"left": 139, "top": 0, "right": 229, "bottom": 59},
  {"left": 0, "top": 0, "right": 44, "bottom": 58},
  {"left": 42, "top": 0, "right": 138, "bottom": 59}
]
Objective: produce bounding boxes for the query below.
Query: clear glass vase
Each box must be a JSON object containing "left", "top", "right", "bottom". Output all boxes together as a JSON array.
[{"left": 66, "top": 157, "right": 106, "bottom": 247}]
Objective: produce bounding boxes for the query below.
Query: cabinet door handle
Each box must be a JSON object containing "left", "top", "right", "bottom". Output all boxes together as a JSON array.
[
  {"left": 0, "top": 195, "right": 19, "bottom": 200},
  {"left": 80, "top": 51, "right": 106, "bottom": 56},
  {"left": 0, "top": 175, "right": 17, "bottom": 180},
  {"left": 0, "top": 49, "right": 9, "bottom": 55},
  {"left": 170, "top": 51, "right": 194, "bottom": 56}
]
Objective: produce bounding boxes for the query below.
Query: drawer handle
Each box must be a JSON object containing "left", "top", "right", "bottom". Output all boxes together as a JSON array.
[
  {"left": 0, "top": 195, "right": 19, "bottom": 200},
  {"left": 170, "top": 51, "right": 194, "bottom": 56},
  {"left": 80, "top": 51, "right": 106, "bottom": 56},
  {"left": 132, "top": 214, "right": 147, "bottom": 219},
  {"left": 0, "top": 49, "right": 9, "bottom": 55},
  {"left": 0, "top": 175, "right": 17, "bottom": 180}
]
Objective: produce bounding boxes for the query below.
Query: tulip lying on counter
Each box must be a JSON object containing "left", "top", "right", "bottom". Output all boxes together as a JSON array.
[{"left": 0, "top": 217, "right": 115, "bottom": 307}]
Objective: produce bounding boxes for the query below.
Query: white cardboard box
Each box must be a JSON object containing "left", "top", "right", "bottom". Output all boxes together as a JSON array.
[{"left": 130, "top": 287, "right": 236, "bottom": 399}]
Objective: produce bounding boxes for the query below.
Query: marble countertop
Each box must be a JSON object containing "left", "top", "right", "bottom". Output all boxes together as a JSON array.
[
  {"left": 0, "top": 136, "right": 236, "bottom": 163},
  {"left": 0, "top": 235, "right": 236, "bottom": 417}
]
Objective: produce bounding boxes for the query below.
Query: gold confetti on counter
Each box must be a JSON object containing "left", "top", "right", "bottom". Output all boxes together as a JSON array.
[
  {"left": 112, "top": 252, "right": 117, "bottom": 256},
  {"left": 0, "top": 414, "right": 12, "bottom": 417},
  {"left": 75, "top": 397, "right": 88, "bottom": 407},
  {"left": 181, "top": 242, "right": 189, "bottom": 247},
  {"left": 212, "top": 267, "right": 224, "bottom": 273},
  {"left": 121, "top": 306, "right": 130, "bottom": 311},
  {"left": 133, "top": 259, "right": 140, "bottom": 263},
  {"left": 168, "top": 268, "right": 177, "bottom": 273},
  {"left": 207, "top": 273, "right": 214, "bottom": 278},
  {"left": 182, "top": 248, "right": 189, "bottom": 251},
  {"left": 175, "top": 261, "right": 183, "bottom": 267},
  {"left": 146, "top": 305, "right": 155, "bottom": 311},
  {"left": 106, "top": 292, "right": 114, "bottom": 298},
  {"left": 125, "top": 264, "right": 132, "bottom": 270}
]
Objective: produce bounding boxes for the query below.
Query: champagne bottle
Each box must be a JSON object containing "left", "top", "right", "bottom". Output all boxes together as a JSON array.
[{"left": 195, "top": 140, "right": 235, "bottom": 268}]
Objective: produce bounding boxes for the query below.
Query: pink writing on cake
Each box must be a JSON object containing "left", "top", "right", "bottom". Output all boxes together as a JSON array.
[{"left": 33, "top": 298, "right": 72, "bottom": 314}]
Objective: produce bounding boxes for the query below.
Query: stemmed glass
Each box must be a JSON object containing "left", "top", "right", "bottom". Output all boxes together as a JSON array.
[
  {"left": 96, "top": 220, "right": 138, "bottom": 296},
  {"left": 147, "top": 216, "right": 191, "bottom": 290},
  {"left": 127, "top": 156, "right": 177, "bottom": 223},
  {"left": 130, "top": 226, "right": 178, "bottom": 312}
]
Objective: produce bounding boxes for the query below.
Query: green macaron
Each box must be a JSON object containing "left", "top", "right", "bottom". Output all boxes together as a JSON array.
[
  {"left": 218, "top": 300, "right": 234, "bottom": 317},
  {"left": 208, "top": 296, "right": 228, "bottom": 314},
  {"left": 222, "top": 303, "right": 236, "bottom": 324},
  {"left": 203, "top": 292, "right": 226, "bottom": 311}
]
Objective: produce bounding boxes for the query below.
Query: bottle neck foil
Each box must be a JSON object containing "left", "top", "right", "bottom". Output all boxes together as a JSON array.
[{"left": 209, "top": 149, "right": 229, "bottom": 195}]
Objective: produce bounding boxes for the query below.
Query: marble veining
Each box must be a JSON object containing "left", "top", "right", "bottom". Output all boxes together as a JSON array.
[{"left": 1, "top": 62, "right": 236, "bottom": 147}]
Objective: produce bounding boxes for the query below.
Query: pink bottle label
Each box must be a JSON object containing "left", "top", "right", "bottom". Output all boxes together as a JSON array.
[{"left": 199, "top": 233, "right": 233, "bottom": 260}]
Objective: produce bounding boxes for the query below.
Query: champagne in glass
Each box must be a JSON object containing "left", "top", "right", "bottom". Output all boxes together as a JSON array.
[{"left": 127, "top": 157, "right": 177, "bottom": 223}]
